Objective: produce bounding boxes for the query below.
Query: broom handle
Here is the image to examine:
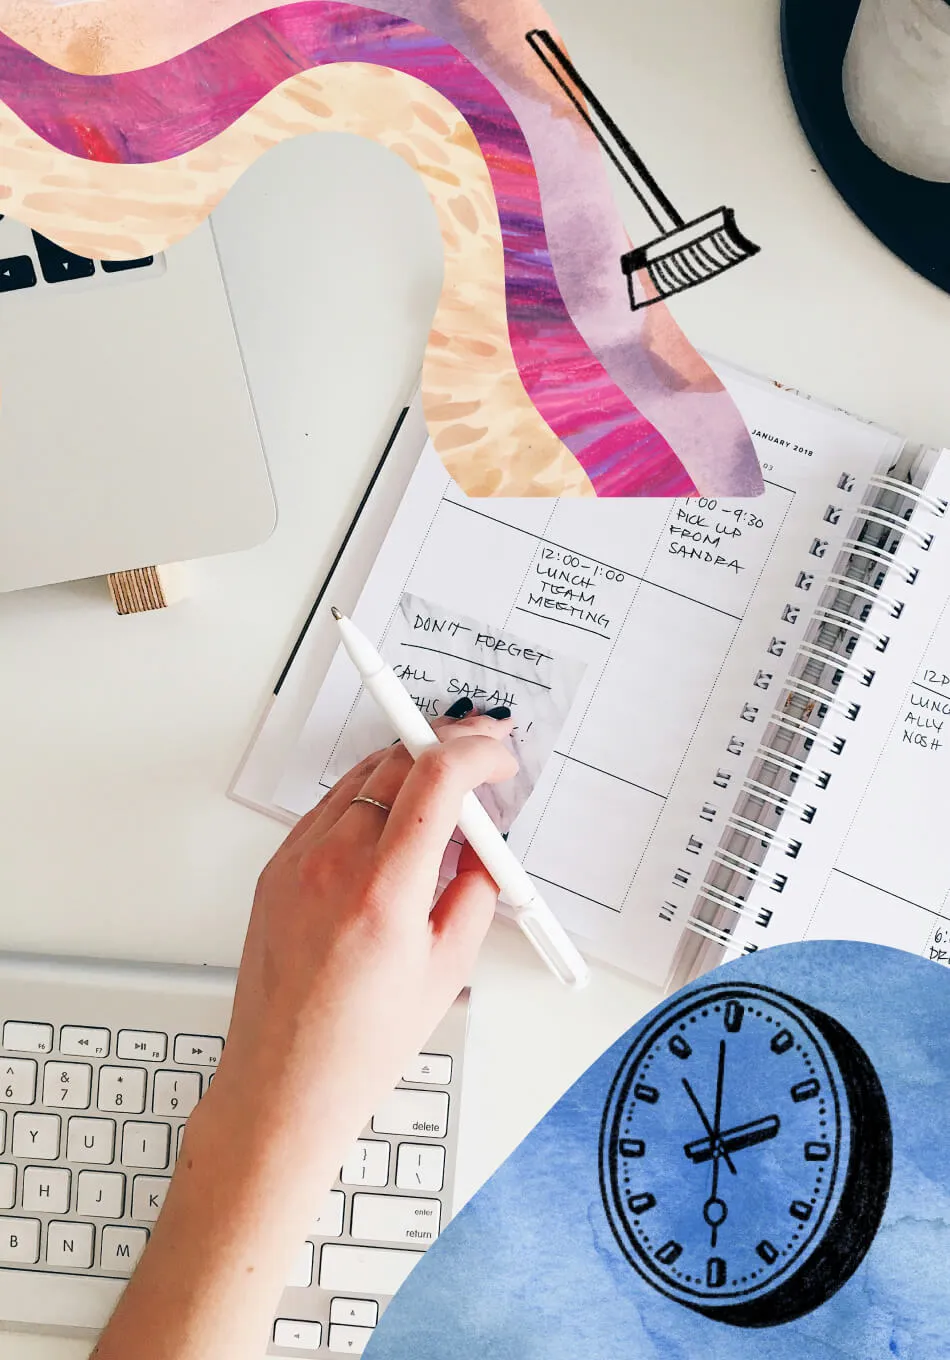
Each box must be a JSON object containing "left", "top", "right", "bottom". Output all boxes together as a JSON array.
[{"left": 526, "top": 29, "right": 685, "bottom": 234}]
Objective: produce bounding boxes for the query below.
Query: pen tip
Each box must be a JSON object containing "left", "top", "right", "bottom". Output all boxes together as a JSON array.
[{"left": 330, "top": 605, "right": 343, "bottom": 621}]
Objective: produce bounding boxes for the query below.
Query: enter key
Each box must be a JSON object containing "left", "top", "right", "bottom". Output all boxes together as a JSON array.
[{"left": 350, "top": 1193, "right": 442, "bottom": 1247}]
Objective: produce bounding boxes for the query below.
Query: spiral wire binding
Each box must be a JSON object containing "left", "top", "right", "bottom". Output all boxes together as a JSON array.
[{"left": 677, "top": 465, "right": 946, "bottom": 970}]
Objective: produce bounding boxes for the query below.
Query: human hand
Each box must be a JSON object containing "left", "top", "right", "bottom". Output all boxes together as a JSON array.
[
  {"left": 91, "top": 708, "right": 517, "bottom": 1360},
  {"left": 205, "top": 709, "right": 517, "bottom": 1162}
]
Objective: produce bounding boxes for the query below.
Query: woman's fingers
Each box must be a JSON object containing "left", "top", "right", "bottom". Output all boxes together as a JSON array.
[
  {"left": 368, "top": 727, "right": 517, "bottom": 906},
  {"left": 325, "top": 714, "right": 514, "bottom": 852},
  {"left": 285, "top": 712, "right": 481, "bottom": 849},
  {"left": 428, "top": 838, "right": 499, "bottom": 966},
  {"left": 278, "top": 747, "right": 389, "bottom": 852},
  {"left": 282, "top": 716, "right": 455, "bottom": 848}
]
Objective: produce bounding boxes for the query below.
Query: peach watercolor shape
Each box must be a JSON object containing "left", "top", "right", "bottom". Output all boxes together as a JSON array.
[
  {"left": 0, "top": 63, "right": 594, "bottom": 497},
  {"left": 0, "top": 0, "right": 764, "bottom": 497}
]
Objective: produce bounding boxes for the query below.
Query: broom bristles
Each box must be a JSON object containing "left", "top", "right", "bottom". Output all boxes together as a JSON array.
[{"left": 621, "top": 207, "right": 759, "bottom": 310}]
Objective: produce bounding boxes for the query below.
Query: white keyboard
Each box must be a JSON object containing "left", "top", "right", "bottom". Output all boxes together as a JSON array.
[{"left": 0, "top": 952, "right": 468, "bottom": 1353}]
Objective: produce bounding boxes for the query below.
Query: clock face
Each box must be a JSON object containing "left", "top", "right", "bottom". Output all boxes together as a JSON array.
[{"left": 599, "top": 982, "right": 891, "bottom": 1326}]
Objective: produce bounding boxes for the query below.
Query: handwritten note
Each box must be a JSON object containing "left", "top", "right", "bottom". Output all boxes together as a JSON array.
[{"left": 277, "top": 593, "right": 586, "bottom": 833}]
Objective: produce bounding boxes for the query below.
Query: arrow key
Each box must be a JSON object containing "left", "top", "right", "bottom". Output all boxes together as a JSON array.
[
  {"left": 31, "top": 232, "right": 95, "bottom": 283},
  {"left": 330, "top": 1299, "right": 378, "bottom": 1328},
  {"left": 273, "top": 1320, "right": 321, "bottom": 1351},
  {"left": 0, "top": 256, "right": 37, "bottom": 293},
  {"left": 328, "top": 1324, "right": 374, "bottom": 1354},
  {"left": 101, "top": 256, "right": 154, "bottom": 272}
]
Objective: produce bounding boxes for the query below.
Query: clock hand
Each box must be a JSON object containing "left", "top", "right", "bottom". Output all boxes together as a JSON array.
[
  {"left": 682, "top": 1076, "right": 737, "bottom": 1175},
  {"left": 685, "top": 1114, "right": 781, "bottom": 1165},
  {"left": 703, "top": 1142, "right": 728, "bottom": 1249},
  {"left": 712, "top": 1039, "right": 727, "bottom": 1145}
]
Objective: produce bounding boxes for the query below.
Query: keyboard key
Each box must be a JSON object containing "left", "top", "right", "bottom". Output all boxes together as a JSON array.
[
  {"left": 395, "top": 1143, "right": 445, "bottom": 1192},
  {"left": 117, "top": 1031, "right": 167, "bottom": 1063},
  {"left": 130, "top": 1175, "right": 170, "bottom": 1222},
  {"left": 121, "top": 1121, "right": 169, "bottom": 1170},
  {"left": 340, "top": 1140, "right": 390, "bottom": 1188},
  {"left": 22, "top": 1167, "right": 71, "bottom": 1215},
  {"left": 330, "top": 1298, "right": 378, "bottom": 1327},
  {"left": 97, "top": 1066, "right": 146, "bottom": 1115},
  {"left": 274, "top": 1320, "right": 322, "bottom": 1351},
  {"left": 1, "top": 1059, "right": 37, "bottom": 1104},
  {"left": 0, "top": 1217, "right": 40, "bottom": 1264},
  {"left": 0, "top": 1110, "right": 5, "bottom": 1154},
  {"left": 101, "top": 256, "right": 154, "bottom": 273},
  {"left": 402, "top": 1053, "right": 452, "bottom": 1085},
  {"left": 66, "top": 1117, "right": 116, "bottom": 1165},
  {"left": 153, "top": 1070, "right": 201, "bottom": 1117},
  {"left": 0, "top": 1166, "right": 15, "bottom": 1211},
  {"left": 2, "top": 1023, "right": 53, "bottom": 1054},
  {"left": 372, "top": 1089, "right": 449, "bottom": 1139},
  {"left": 0, "top": 256, "right": 37, "bottom": 292},
  {"left": 328, "top": 1324, "right": 374, "bottom": 1354},
  {"left": 351, "top": 1193, "right": 441, "bottom": 1246},
  {"left": 46, "top": 1220, "right": 94, "bottom": 1269},
  {"left": 172, "top": 1035, "right": 223, "bottom": 1068},
  {"left": 31, "top": 232, "right": 95, "bottom": 284},
  {"left": 12, "top": 1112, "right": 60, "bottom": 1159},
  {"left": 0, "top": 1268, "right": 124, "bottom": 1327},
  {"left": 100, "top": 1225, "right": 148, "bottom": 1275},
  {"left": 318, "top": 1244, "right": 423, "bottom": 1296},
  {"left": 60, "top": 1026, "right": 110, "bottom": 1059},
  {"left": 314, "top": 1189, "right": 345, "bottom": 1238},
  {"left": 43, "top": 1062, "right": 92, "bottom": 1110},
  {"left": 288, "top": 1241, "right": 314, "bottom": 1288},
  {"left": 77, "top": 1170, "right": 125, "bottom": 1219}
]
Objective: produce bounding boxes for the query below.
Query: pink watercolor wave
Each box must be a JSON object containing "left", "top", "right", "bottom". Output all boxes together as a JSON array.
[{"left": 0, "top": 0, "right": 699, "bottom": 497}]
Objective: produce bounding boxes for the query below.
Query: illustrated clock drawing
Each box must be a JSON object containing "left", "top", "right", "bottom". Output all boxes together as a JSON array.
[{"left": 599, "top": 982, "right": 892, "bottom": 1327}]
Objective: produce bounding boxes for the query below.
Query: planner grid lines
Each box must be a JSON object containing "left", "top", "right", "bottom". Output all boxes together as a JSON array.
[
  {"left": 809, "top": 588, "right": 950, "bottom": 945},
  {"left": 492, "top": 483, "right": 795, "bottom": 915},
  {"left": 255, "top": 365, "right": 944, "bottom": 987},
  {"left": 312, "top": 464, "right": 798, "bottom": 919}
]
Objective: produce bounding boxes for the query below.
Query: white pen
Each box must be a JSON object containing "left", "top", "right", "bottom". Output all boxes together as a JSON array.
[{"left": 330, "top": 607, "right": 590, "bottom": 988}]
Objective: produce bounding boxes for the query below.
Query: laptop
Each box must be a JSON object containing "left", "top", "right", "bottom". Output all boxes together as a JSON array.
[{"left": 0, "top": 214, "right": 276, "bottom": 594}]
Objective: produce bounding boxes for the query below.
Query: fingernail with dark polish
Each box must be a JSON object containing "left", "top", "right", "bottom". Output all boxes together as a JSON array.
[
  {"left": 445, "top": 697, "right": 474, "bottom": 718},
  {"left": 486, "top": 706, "right": 511, "bottom": 720}
]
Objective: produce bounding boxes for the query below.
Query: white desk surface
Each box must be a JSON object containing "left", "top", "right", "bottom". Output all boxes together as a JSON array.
[{"left": 1, "top": 0, "right": 948, "bottom": 1353}]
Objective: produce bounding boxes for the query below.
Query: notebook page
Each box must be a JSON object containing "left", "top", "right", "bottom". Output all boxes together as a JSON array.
[
  {"left": 749, "top": 451, "right": 950, "bottom": 965},
  {"left": 274, "top": 366, "right": 903, "bottom": 984}
]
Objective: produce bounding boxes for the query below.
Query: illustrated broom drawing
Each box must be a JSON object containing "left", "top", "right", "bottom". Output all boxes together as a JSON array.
[{"left": 526, "top": 29, "right": 760, "bottom": 310}]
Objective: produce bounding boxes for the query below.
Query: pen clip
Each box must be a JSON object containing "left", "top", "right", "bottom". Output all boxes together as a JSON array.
[{"left": 514, "top": 906, "right": 590, "bottom": 989}]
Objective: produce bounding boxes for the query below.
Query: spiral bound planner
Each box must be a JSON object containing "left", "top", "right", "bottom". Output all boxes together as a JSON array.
[
  {"left": 233, "top": 360, "right": 950, "bottom": 990},
  {"left": 669, "top": 443, "right": 950, "bottom": 989}
]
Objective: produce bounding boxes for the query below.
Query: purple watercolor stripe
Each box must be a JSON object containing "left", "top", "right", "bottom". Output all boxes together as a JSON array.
[{"left": 0, "top": 0, "right": 698, "bottom": 496}]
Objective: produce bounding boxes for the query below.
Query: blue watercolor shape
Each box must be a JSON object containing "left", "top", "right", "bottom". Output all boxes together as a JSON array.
[{"left": 364, "top": 941, "right": 950, "bottom": 1360}]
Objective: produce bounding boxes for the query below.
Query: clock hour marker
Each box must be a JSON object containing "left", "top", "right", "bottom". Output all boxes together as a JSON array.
[
  {"left": 706, "top": 1257, "right": 726, "bottom": 1288},
  {"left": 627, "top": 1193, "right": 656, "bottom": 1215},
  {"left": 668, "top": 1035, "right": 692, "bottom": 1060},
  {"left": 756, "top": 1239, "right": 778, "bottom": 1265},
  {"left": 790, "top": 1200, "right": 813, "bottom": 1221},
  {"left": 619, "top": 1138, "right": 645, "bottom": 1158},
  {"left": 634, "top": 1083, "right": 659, "bottom": 1104},
  {"left": 656, "top": 1240, "right": 682, "bottom": 1266},
  {"left": 771, "top": 1029, "right": 794, "bottom": 1054},
  {"left": 724, "top": 999, "right": 744, "bottom": 1033},
  {"left": 804, "top": 1141, "right": 831, "bottom": 1161},
  {"left": 791, "top": 1078, "right": 820, "bottom": 1102}
]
